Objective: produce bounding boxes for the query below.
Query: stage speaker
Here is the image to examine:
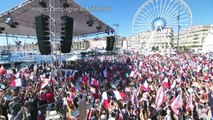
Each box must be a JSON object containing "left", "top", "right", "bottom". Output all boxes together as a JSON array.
[
  {"left": 61, "top": 16, "right": 73, "bottom": 53},
  {"left": 106, "top": 36, "right": 115, "bottom": 51},
  {"left": 35, "top": 14, "right": 51, "bottom": 55}
]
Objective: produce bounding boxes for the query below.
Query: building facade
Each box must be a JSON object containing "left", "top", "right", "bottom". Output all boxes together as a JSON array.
[
  {"left": 72, "top": 41, "right": 89, "bottom": 50},
  {"left": 126, "top": 27, "right": 174, "bottom": 51},
  {"left": 173, "top": 25, "right": 211, "bottom": 51}
]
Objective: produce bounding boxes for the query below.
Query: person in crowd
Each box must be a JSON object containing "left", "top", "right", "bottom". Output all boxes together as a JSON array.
[{"left": 0, "top": 52, "right": 212, "bottom": 119}]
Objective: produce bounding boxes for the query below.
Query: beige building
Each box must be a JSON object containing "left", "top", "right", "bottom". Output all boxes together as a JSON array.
[
  {"left": 126, "top": 27, "right": 174, "bottom": 51},
  {"left": 126, "top": 25, "right": 213, "bottom": 52},
  {"left": 88, "top": 38, "right": 107, "bottom": 49},
  {"left": 173, "top": 25, "right": 211, "bottom": 51},
  {"left": 72, "top": 41, "right": 89, "bottom": 50}
]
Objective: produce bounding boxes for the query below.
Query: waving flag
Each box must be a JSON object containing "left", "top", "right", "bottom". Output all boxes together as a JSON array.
[
  {"left": 82, "top": 73, "right": 89, "bottom": 86},
  {"left": 140, "top": 80, "right": 150, "bottom": 92},
  {"left": 162, "top": 77, "right": 170, "bottom": 89},
  {"left": 131, "top": 94, "right": 138, "bottom": 116},
  {"left": 0, "top": 65, "right": 6, "bottom": 76},
  {"left": 90, "top": 77, "right": 99, "bottom": 87},
  {"left": 10, "top": 78, "right": 22, "bottom": 87},
  {"left": 113, "top": 91, "right": 126, "bottom": 101},
  {"left": 90, "top": 86, "right": 96, "bottom": 93},
  {"left": 130, "top": 69, "right": 137, "bottom": 78},
  {"left": 171, "top": 80, "right": 176, "bottom": 89},
  {"left": 155, "top": 86, "right": 164, "bottom": 108},
  {"left": 171, "top": 92, "right": 183, "bottom": 115},
  {"left": 101, "top": 92, "right": 109, "bottom": 111},
  {"left": 186, "top": 94, "right": 194, "bottom": 111}
]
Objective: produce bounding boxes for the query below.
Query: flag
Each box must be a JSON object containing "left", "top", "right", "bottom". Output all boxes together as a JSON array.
[
  {"left": 162, "top": 77, "right": 170, "bottom": 89},
  {"left": 90, "top": 86, "right": 96, "bottom": 93},
  {"left": 90, "top": 77, "right": 99, "bottom": 87},
  {"left": 22, "top": 66, "right": 30, "bottom": 74},
  {"left": 192, "top": 82, "right": 201, "bottom": 88},
  {"left": 186, "top": 94, "right": 194, "bottom": 111},
  {"left": 10, "top": 78, "right": 22, "bottom": 87},
  {"left": 130, "top": 69, "right": 137, "bottom": 78},
  {"left": 171, "top": 80, "right": 176, "bottom": 89},
  {"left": 131, "top": 94, "right": 138, "bottom": 116},
  {"left": 171, "top": 92, "right": 183, "bottom": 115},
  {"left": 0, "top": 65, "right": 6, "bottom": 76},
  {"left": 113, "top": 91, "right": 126, "bottom": 101},
  {"left": 101, "top": 92, "right": 109, "bottom": 111},
  {"left": 40, "top": 78, "right": 49, "bottom": 89},
  {"left": 155, "top": 86, "right": 164, "bottom": 108},
  {"left": 140, "top": 80, "right": 150, "bottom": 92},
  {"left": 82, "top": 73, "right": 89, "bottom": 86}
]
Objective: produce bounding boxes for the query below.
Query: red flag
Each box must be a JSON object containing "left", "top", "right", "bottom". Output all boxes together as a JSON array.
[
  {"left": 162, "top": 77, "right": 170, "bottom": 89},
  {"left": 82, "top": 74, "right": 89, "bottom": 86},
  {"left": 171, "top": 92, "right": 183, "bottom": 115}
]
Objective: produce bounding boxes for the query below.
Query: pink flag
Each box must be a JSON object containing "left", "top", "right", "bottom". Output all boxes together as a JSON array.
[
  {"left": 155, "top": 86, "right": 164, "bottom": 108},
  {"left": 101, "top": 92, "right": 109, "bottom": 111},
  {"left": 0, "top": 65, "right": 6, "bottom": 76},
  {"left": 131, "top": 94, "right": 138, "bottom": 116},
  {"left": 171, "top": 92, "right": 183, "bottom": 115},
  {"left": 186, "top": 94, "right": 194, "bottom": 111}
]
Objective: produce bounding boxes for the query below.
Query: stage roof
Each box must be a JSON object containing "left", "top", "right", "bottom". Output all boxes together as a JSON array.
[{"left": 0, "top": 0, "right": 114, "bottom": 37}]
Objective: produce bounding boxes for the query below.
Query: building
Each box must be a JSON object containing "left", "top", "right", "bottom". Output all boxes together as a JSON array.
[
  {"left": 125, "top": 24, "right": 213, "bottom": 52},
  {"left": 173, "top": 25, "right": 211, "bottom": 51},
  {"left": 126, "top": 35, "right": 141, "bottom": 51},
  {"left": 202, "top": 25, "right": 213, "bottom": 52},
  {"left": 126, "top": 27, "right": 174, "bottom": 51},
  {"left": 72, "top": 41, "right": 89, "bottom": 50},
  {"left": 114, "top": 36, "right": 125, "bottom": 48},
  {"left": 88, "top": 38, "right": 107, "bottom": 49}
]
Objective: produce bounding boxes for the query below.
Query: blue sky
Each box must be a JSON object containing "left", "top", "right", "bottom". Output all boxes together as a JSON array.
[
  {"left": 0, "top": 0, "right": 213, "bottom": 45},
  {"left": 76, "top": 0, "right": 213, "bottom": 36}
]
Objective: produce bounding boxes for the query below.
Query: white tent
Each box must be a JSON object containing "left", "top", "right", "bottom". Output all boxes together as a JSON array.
[{"left": 66, "top": 54, "right": 82, "bottom": 61}]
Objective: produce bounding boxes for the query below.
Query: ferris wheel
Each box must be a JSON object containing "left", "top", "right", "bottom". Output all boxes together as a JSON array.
[{"left": 132, "top": 0, "right": 192, "bottom": 50}]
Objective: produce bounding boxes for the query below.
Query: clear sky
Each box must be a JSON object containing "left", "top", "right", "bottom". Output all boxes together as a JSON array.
[{"left": 0, "top": 0, "right": 213, "bottom": 45}]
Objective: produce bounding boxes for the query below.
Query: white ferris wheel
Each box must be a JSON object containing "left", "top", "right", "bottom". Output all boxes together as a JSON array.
[{"left": 132, "top": 0, "right": 192, "bottom": 50}]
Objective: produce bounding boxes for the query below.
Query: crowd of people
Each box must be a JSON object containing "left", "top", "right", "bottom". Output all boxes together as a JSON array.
[{"left": 0, "top": 52, "right": 213, "bottom": 120}]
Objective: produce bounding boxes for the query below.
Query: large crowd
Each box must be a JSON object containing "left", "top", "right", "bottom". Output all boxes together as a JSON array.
[{"left": 0, "top": 52, "right": 213, "bottom": 120}]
